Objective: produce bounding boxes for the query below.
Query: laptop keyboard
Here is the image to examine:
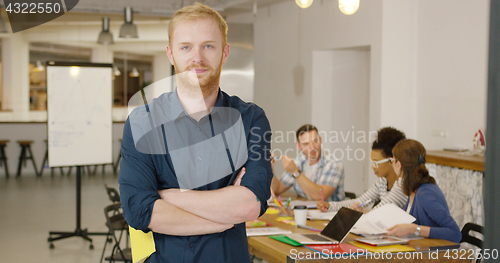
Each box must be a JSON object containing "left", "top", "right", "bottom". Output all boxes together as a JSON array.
[{"left": 302, "top": 234, "right": 332, "bottom": 242}]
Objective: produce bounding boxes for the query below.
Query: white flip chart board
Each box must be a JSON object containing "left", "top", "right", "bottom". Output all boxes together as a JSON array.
[{"left": 47, "top": 62, "right": 113, "bottom": 167}]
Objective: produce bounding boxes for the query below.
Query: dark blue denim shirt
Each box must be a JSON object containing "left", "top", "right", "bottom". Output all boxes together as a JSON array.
[{"left": 119, "top": 89, "right": 272, "bottom": 263}]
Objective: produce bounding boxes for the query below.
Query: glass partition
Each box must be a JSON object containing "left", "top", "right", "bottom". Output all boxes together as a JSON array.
[{"left": 113, "top": 52, "right": 153, "bottom": 107}]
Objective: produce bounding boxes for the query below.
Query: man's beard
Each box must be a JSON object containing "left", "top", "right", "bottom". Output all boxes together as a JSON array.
[{"left": 173, "top": 57, "right": 223, "bottom": 99}]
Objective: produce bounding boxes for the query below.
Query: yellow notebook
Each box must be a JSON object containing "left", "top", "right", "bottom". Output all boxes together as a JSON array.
[
  {"left": 129, "top": 226, "right": 156, "bottom": 263},
  {"left": 348, "top": 241, "right": 416, "bottom": 253}
]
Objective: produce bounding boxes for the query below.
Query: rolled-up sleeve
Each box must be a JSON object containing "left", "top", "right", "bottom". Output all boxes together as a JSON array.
[
  {"left": 240, "top": 106, "right": 273, "bottom": 217},
  {"left": 118, "top": 119, "right": 162, "bottom": 232}
]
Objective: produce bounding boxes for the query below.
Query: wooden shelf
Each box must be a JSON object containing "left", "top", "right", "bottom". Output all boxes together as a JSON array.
[{"left": 427, "top": 150, "right": 484, "bottom": 172}]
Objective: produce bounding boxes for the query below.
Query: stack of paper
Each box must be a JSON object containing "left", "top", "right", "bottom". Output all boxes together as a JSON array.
[
  {"left": 246, "top": 227, "right": 292, "bottom": 237},
  {"left": 307, "top": 210, "right": 337, "bottom": 220},
  {"left": 351, "top": 203, "right": 416, "bottom": 236}
]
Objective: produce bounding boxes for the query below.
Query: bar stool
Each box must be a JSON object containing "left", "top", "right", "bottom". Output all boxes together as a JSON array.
[
  {"left": 40, "top": 140, "right": 65, "bottom": 176},
  {"left": 0, "top": 140, "right": 10, "bottom": 178},
  {"left": 16, "top": 140, "right": 39, "bottom": 177},
  {"left": 113, "top": 139, "right": 122, "bottom": 175}
]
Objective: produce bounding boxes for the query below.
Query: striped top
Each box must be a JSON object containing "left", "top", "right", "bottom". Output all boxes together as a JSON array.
[{"left": 327, "top": 177, "right": 407, "bottom": 212}]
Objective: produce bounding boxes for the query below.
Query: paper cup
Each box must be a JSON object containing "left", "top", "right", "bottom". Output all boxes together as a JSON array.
[{"left": 294, "top": 205, "right": 308, "bottom": 226}]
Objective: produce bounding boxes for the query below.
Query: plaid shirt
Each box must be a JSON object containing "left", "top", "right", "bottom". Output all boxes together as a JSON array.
[{"left": 280, "top": 151, "right": 345, "bottom": 201}]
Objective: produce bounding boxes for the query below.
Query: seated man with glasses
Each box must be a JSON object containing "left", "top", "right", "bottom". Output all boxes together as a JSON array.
[{"left": 317, "top": 127, "right": 408, "bottom": 212}]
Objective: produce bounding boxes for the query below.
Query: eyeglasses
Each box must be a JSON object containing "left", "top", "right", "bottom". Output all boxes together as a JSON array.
[{"left": 370, "top": 158, "right": 392, "bottom": 168}]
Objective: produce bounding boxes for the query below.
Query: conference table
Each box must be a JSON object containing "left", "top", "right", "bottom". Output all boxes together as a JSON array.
[{"left": 247, "top": 212, "right": 469, "bottom": 263}]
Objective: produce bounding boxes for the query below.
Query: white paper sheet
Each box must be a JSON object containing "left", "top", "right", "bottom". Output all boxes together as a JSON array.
[
  {"left": 307, "top": 210, "right": 338, "bottom": 220},
  {"left": 351, "top": 203, "right": 416, "bottom": 235},
  {"left": 246, "top": 227, "right": 292, "bottom": 237}
]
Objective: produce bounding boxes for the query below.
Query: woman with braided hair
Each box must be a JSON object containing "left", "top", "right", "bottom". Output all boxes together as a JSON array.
[{"left": 317, "top": 127, "right": 407, "bottom": 212}]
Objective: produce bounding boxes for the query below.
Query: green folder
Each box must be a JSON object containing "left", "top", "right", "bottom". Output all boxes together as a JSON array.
[{"left": 268, "top": 235, "right": 304, "bottom": 247}]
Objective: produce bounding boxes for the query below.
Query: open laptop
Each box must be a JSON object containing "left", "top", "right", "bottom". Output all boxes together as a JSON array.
[{"left": 285, "top": 207, "right": 363, "bottom": 244}]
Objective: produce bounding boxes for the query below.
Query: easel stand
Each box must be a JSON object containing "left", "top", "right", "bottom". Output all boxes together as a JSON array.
[{"left": 48, "top": 166, "right": 107, "bottom": 249}]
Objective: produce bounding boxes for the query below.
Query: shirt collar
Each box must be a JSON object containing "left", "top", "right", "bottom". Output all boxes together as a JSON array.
[
  {"left": 169, "top": 88, "right": 223, "bottom": 120},
  {"left": 297, "top": 149, "right": 326, "bottom": 168}
]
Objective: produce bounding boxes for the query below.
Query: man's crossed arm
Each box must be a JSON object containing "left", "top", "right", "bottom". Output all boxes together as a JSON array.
[{"left": 148, "top": 168, "right": 261, "bottom": 235}]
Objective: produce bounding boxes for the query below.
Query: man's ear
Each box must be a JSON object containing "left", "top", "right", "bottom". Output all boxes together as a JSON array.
[
  {"left": 221, "top": 44, "right": 230, "bottom": 65},
  {"left": 166, "top": 45, "right": 175, "bottom": 66}
]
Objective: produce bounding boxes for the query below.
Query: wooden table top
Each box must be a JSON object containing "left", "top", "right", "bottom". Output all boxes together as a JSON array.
[
  {"left": 426, "top": 150, "right": 484, "bottom": 172},
  {"left": 248, "top": 211, "right": 467, "bottom": 263}
]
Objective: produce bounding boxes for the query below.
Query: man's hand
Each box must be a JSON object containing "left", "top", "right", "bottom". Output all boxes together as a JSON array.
[
  {"left": 317, "top": 201, "right": 330, "bottom": 212},
  {"left": 386, "top": 224, "right": 417, "bottom": 237},
  {"left": 232, "top": 167, "right": 246, "bottom": 186},
  {"left": 281, "top": 155, "right": 298, "bottom": 174},
  {"left": 271, "top": 154, "right": 276, "bottom": 170}
]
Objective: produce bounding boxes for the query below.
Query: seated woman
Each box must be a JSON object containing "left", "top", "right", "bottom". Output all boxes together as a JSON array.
[
  {"left": 386, "top": 139, "right": 461, "bottom": 243},
  {"left": 317, "top": 127, "right": 407, "bottom": 212}
]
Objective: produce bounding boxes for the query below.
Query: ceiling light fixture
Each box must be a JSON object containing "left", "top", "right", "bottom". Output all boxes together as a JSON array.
[
  {"left": 296, "top": 0, "right": 313, "bottom": 8},
  {"left": 119, "top": 7, "right": 138, "bottom": 38},
  {"left": 129, "top": 67, "right": 139, "bottom": 77},
  {"left": 114, "top": 65, "right": 121, "bottom": 76},
  {"left": 36, "top": 60, "right": 44, "bottom": 71},
  {"left": 97, "top": 17, "right": 114, "bottom": 44},
  {"left": 338, "top": 0, "right": 360, "bottom": 15}
]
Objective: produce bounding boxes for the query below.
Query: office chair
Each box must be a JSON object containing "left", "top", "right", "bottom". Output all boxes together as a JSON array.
[
  {"left": 345, "top": 192, "right": 356, "bottom": 200},
  {"left": 460, "top": 222, "right": 484, "bottom": 263},
  {"left": 105, "top": 184, "right": 121, "bottom": 203},
  {"left": 101, "top": 185, "right": 129, "bottom": 263},
  {"left": 101, "top": 202, "right": 131, "bottom": 263}
]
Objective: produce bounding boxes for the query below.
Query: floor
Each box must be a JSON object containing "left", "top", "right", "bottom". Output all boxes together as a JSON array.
[
  {"left": 0, "top": 170, "right": 269, "bottom": 263},
  {"left": 0, "top": 169, "right": 120, "bottom": 263}
]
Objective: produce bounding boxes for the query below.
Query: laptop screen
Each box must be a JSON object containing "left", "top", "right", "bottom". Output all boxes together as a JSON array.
[{"left": 320, "top": 207, "right": 363, "bottom": 242}]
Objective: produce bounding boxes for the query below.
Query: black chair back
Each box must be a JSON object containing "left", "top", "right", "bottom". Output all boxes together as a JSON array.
[
  {"left": 103, "top": 202, "right": 131, "bottom": 263},
  {"left": 461, "top": 222, "right": 483, "bottom": 248},
  {"left": 345, "top": 192, "right": 356, "bottom": 200},
  {"left": 460, "top": 222, "right": 484, "bottom": 263},
  {"left": 105, "top": 184, "right": 121, "bottom": 203}
]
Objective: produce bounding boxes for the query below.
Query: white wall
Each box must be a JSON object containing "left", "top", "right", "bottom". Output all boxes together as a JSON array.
[
  {"left": 379, "top": 0, "right": 489, "bottom": 150},
  {"left": 415, "top": 0, "right": 489, "bottom": 150},
  {"left": 312, "top": 49, "right": 371, "bottom": 195},
  {"left": 254, "top": 0, "right": 383, "bottom": 187},
  {"left": 380, "top": 0, "right": 418, "bottom": 138},
  {"left": 253, "top": 0, "right": 489, "bottom": 193}
]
